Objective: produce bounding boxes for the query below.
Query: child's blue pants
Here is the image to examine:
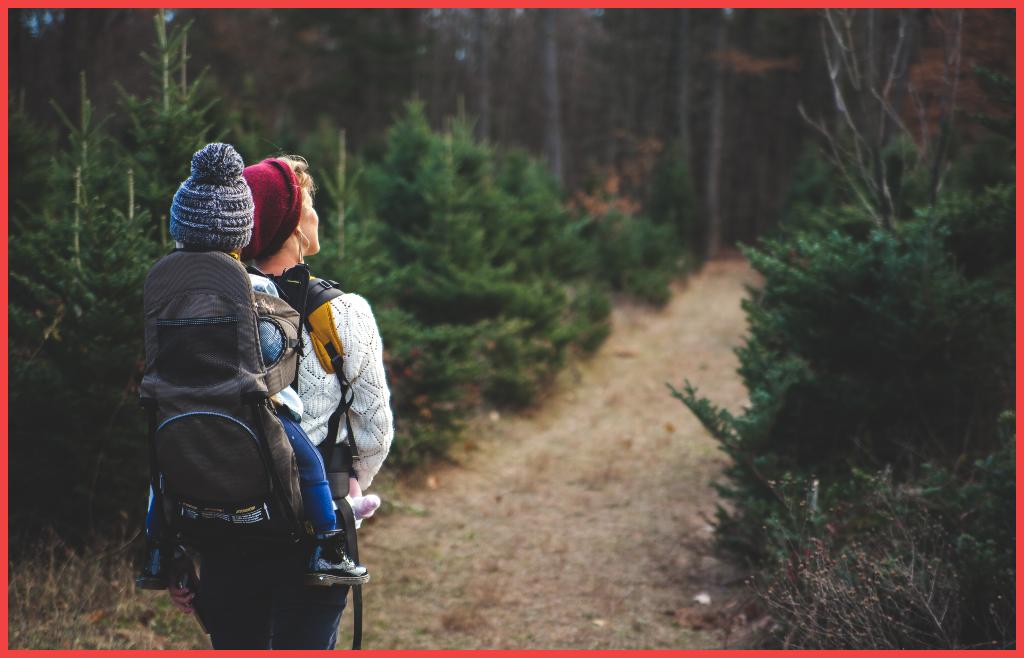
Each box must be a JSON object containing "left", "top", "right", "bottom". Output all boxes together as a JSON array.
[{"left": 277, "top": 414, "right": 337, "bottom": 533}]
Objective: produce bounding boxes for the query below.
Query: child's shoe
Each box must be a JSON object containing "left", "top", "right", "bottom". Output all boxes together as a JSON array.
[
  {"left": 135, "top": 541, "right": 168, "bottom": 590},
  {"left": 305, "top": 530, "right": 370, "bottom": 586}
]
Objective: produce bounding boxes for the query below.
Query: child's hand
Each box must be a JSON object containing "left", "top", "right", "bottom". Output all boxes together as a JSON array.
[
  {"left": 348, "top": 476, "right": 380, "bottom": 520},
  {"left": 351, "top": 494, "right": 381, "bottom": 520}
]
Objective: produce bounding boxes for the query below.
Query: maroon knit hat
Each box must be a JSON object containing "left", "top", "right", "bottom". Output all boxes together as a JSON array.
[{"left": 241, "top": 158, "right": 303, "bottom": 261}]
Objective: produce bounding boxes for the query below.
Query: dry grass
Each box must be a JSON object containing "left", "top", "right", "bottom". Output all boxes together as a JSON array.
[
  {"left": 8, "top": 531, "right": 208, "bottom": 649},
  {"left": 440, "top": 606, "right": 490, "bottom": 633},
  {"left": 356, "top": 260, "right": 757, "bottom": 649}
]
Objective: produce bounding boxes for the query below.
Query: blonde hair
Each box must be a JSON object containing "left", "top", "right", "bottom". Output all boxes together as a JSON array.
[
  {"left": 275, "top": 154, "right": 317, "bottom": 204},
  {"left": 270, "top": 155, "right": 317, "bottom": 261}
]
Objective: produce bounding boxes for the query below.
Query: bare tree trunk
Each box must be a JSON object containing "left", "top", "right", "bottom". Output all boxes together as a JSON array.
[
  {"left": 705, "top": 10, "right": 728, "bottom": 257},
  {"left": 430, "top": 13, "right": 442, "bottom": 125},
  {"left": 127, "top": 168, "right": 135, "bottom": 221},
  {"left": 10, "top": 9, "right": 25, "bottom": 99},
  {"left": 802, "top": 9, "right": 931, "bottom": 226},
  {"left": 474, "top": 9, "right": 491, "bottom": 141},
  {"left": 541, "top": 10, "right": 564, "bottom": 186},
  {"left": 337, "top": 128, "right": 346, "bottom": 260},
  {"left": 865, "top": 9, "right": 892, "bottom": 223},
  {"left": 926, "top": 10, "right": 961, "bottom": 208},
  {"left": 73, "top": 166, "right": 82, "bottom": 272},
  {"left": 675, "top": 9, "right": 692, "bottom": 158},
  {"left": 180, "top": 30, "right": 188, "bottom": 94},
  {"left": 156, "top": 9, "right": 169, "bottom": 113}
]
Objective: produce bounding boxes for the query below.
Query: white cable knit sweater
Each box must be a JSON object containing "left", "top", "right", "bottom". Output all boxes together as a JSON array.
[{"left": 296, "top": 293, "right": 394, "bottom": 490}]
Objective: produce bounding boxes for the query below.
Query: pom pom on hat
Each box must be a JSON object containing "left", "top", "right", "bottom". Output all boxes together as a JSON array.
[{"left": 190, "top": 142, "right": 245, "bottom": 185}]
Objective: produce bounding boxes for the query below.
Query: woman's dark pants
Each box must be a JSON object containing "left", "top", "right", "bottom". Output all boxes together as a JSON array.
[{"left": 194, "top": 543, "right": 349, "bottom": 650}]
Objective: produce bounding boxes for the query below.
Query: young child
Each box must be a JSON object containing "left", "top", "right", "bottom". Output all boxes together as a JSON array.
[
  {"left": 249, "top": 272, "right": 381, "bottom": 572},
  {"left": 137, "top": 143, "right": 377, "bottom": 590}
]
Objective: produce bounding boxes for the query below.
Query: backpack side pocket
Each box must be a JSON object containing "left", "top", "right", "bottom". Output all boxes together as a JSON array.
[{"left": 254, "top": 292, "right": 301, "bottom": 396}]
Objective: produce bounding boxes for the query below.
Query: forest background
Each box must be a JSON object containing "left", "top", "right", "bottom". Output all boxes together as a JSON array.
[{"left": 7, "top": 8, "right": 1017, "bottom": 649}]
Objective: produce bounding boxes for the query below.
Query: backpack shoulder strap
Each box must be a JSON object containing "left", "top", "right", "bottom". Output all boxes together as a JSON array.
[
  {"left": 286, "top": 277, "right": 359, "bottom": 480},
  {"left": 303, "top": 278, "right": 346, "bottom": 377}
]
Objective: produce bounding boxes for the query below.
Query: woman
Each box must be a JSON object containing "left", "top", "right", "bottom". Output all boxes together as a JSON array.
[{"left": 169, "top": 155, "right": 394, "bottom": 650}]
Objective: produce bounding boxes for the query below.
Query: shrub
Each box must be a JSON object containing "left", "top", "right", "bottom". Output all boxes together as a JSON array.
[
  {"left": 676, "top": 188, "right": 1014, "bottom": 554},
  {"left": 10, "top": 87, "right": 158, "bottom": 539},
  {"left": 647, "top": 142, "right": 700, "bottom": 252},
  {"left": 756, "top": 423, "right": 1014, "bottom": 649},
  {"left": 758, "top": 489, "right": 963, "bottom": 649},
  {"left": 672, "top": 185, "right": 1014, "bottom": 648},
  {"left": 589, "top": 211, "right": 682, "bottom": 306},
  {"left": 375, "top": 309, "right": 484, "bottom": 468},
  {"left": 317, "top": 102, "right": 613, "bottom": 465},
  {"left": 571, "top": 155, "right": 693, "bottom": 306}
]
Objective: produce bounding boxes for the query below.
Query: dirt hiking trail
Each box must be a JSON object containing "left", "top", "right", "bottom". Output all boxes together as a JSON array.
[{"left": 358, "top": 259, "right": 756, "bottom": 649}]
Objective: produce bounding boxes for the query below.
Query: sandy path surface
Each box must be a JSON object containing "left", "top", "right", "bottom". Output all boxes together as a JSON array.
[{"left": 355, "top": 259, "right": 755, "bottom": 649}]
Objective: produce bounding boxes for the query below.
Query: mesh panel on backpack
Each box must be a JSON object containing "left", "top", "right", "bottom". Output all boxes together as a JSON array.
[{"left": 157, "top": 316, "right": 239, "bottom": 387}]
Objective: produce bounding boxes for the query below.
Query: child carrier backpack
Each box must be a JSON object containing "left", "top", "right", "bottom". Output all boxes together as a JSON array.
[
  {"left": 139, "top": 249, "right": 305, "bottom": 546},
  {"left": 140, "top": 252, "right": 368, "bottom": 649}
]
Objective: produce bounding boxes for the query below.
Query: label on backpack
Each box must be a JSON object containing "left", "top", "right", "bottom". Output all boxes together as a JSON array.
[{"left": 179, "top": 500, "right": 271, "bottom": 525}]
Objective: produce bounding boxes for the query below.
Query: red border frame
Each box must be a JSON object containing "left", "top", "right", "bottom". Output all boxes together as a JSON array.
[
  {"left": 1, "top": 2, "right": 1022, "bottom": 7},
  {"left": 3, "top": 6, "right": 10, "bottom": 654},
  {"left": 1, "top": 3, "right": 1020, "bottom": 655}
]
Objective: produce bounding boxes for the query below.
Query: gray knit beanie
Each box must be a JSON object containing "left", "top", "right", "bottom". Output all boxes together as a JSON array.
[{"left": 169, "top": 143, "right": 254, "bottom": 251}]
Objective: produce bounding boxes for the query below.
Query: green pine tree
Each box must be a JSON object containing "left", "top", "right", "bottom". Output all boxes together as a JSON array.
[
  {"left": 10, "top": 76, "right": 157, "bottom": 539},
  {"left": 117, "top": 10, "right": 219, "bottom": 246},
  {"left": 311, "top": 102, "right": 611, "bottom": 466}
]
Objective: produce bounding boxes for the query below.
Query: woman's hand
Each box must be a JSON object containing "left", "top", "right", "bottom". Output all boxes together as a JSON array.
[
  {"left": 168, "top": 582, "right": 196, "bottom": 614},
  {"left": 167, "top": 553, "right": 199, "bottom": 614}
]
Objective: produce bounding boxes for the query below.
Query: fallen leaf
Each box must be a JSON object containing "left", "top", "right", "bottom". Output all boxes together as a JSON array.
[
  {"left": 675, "top": 607, "right": 718, "bottom": 630},
  {"left": 426, "top": 475, "right": 438, "bottom": 490},
  {"left": 664, "top": 422, "right": 675, "bottom": 433},
  {"left": 592, "top": 618, "right": 607, "bottom": 627},
  {"left": 693, "top": 591, "right": 712, "bottom": 606},
  {"left": 84, "top": 610, "right": 106, "bottom": 624}
]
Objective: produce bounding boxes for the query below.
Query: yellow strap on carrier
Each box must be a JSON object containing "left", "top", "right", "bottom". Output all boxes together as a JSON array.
[{"left": 306, "top": 298, "right": 345, "bottom": 374}]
